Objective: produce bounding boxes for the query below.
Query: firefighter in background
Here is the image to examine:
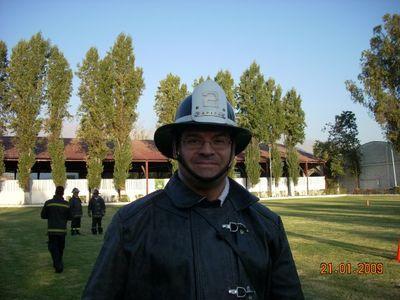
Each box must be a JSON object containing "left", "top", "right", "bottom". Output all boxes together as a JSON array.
[
  {"left": 41, "top": 186, "right": 71, "bottom": 273},
  {"left": 88, "top": 189, "right": 106, "bottom": 234},
  {"left": 69, "top": 187, "right": 83, "bottom": 235}
]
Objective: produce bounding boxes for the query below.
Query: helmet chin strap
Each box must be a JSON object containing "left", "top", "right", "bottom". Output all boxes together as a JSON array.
[{"left": 175, "top": 143, "right": 235, "bottom": 184}]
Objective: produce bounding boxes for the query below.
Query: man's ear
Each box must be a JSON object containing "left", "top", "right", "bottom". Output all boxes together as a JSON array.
[
  {"left": 230, "top": 141, "right": 236, "bottom": 160},
  {"left": 172, "top": 138, "right": 180, "bottom": 160}
]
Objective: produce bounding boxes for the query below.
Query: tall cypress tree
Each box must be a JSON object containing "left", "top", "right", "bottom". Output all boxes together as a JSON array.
[
  {"left": 7, "top": 33, "right": 49, "bottom": 191},
  {"left": 215, "top": 70, "right": 236, "bottom": 106},
  {"left": 266, "top": 78, "right": 285, "bottom": 186},
  {"left": 106, "top": 34, "right": 145, "bottom": 197},
  {"left": 77, "top": 47, "right": 109, "bottom": 191},
  {"left": 45, "top": 46, "right": 72, "bottom": 187},
  {"left": 271, "top": 144, "right": 282, "bottom": 185},
  {"left": 282, "top": 88, "right": 306, "bottom": 190},
  {"left": 245, "top": 138, "right": 261, "bottom": 186},
  {"left": 214, "top": 70, "right": 237, "bottom": 177},
  {"left": 236, "top": 62, "right": 267, "bottom": 185},
  {"left": 0, "top": 41, "right": 8, "bottom": 177},
  {"left": 154, "top": 73, "right": 188, "bottom": 172},
  {"left": 193, "top": 76, "right": 210, "bottom": 88}
]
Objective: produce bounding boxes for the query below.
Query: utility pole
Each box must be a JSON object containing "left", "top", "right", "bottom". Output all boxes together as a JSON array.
[
  {"left": 390, "top": 143, "right": 398, "bottom": 187},
  {"left": 268, "top": 126, "right": 273, "bottom": 197},
  {"left": 268, "top": 143, "right": 273, "bottom": 196}
]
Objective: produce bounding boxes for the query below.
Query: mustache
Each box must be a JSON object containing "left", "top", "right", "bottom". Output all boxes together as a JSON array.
[{"left": 193, "top": 157, "right": 219, "bottom": 164}]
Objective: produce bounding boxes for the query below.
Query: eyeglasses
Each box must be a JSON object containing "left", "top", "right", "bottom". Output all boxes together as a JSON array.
[{"left": 181, "top": 136, "right": 232, "bottom": 150}]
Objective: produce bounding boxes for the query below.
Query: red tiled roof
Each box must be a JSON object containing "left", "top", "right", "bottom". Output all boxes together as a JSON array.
[
  {"left": 1, "top": 137, "right": 168, "bottom": 162},
  {"left": 235, "top": 143, "right": 323, "bottom": 164},
  {"left": 1, "top": 137, "right": 322, "bottom": 163}
]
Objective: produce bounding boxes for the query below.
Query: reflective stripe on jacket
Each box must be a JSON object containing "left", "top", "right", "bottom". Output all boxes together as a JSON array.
[{"left": 41, "top": 196, "right": 71, "bottom": 235}]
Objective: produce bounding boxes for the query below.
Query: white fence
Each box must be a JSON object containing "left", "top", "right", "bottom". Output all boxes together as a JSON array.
[{"left": 0, "top": 176, "right": 326, "bottom": 206}]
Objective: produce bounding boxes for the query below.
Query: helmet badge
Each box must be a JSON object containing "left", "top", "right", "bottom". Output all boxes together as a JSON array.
[{"left": 202, "top": 91, "right": 219, "bottom": 108}]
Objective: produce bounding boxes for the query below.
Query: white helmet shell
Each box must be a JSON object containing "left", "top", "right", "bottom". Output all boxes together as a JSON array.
[{"left": 175, "top": 80, "right": 236, "bottom": 126}]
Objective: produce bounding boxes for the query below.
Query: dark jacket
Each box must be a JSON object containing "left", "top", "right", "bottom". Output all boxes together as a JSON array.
[
  {"left": 88, "top": 195, "right": 105, "bottom": 217},
  {"left": 82, "top": 175, "right": 303, "bottom": 300},
  {"left": 41, "top": 195, "right": 71, "bottom": 235},
  {"left": 69, "top": 196, "right": 83, "bottom": 218}
]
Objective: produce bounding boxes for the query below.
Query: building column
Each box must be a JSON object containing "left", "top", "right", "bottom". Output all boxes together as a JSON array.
[
  {"left": 305, "top": 162, "right": 309, "bottom": 196},
  {"left": 145, "top": 160, "right": 149, "bottom": 195}
]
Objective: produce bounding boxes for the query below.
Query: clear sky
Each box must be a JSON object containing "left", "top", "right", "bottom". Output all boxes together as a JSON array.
[{"left": 1, "top": 0, "right": 399, "bottom": 148}]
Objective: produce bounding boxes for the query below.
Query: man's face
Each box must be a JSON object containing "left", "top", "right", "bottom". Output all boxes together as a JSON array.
[{"left": 178, "top": 128, "right": 233, "bottom": 180}]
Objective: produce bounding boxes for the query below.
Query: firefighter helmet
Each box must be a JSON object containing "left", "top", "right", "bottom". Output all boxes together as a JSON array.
[{"left": 154, "top": 80, "right": 252, "bottom": 158}]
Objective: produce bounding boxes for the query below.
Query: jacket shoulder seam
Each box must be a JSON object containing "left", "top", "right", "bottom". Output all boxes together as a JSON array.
[
  {"left": 118, "top": 189, "right": 165, "bottom": 222},
  {"left": 250, "top": 203, "right": 281, "bottom": 229}
]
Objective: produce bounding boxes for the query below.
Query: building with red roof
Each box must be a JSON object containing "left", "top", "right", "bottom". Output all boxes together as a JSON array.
[{"left": 1, "top": 136, "right": 324, "bottom": 180}]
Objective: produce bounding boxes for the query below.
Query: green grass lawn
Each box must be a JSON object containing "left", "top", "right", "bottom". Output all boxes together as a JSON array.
[{"left": 0, "top": 196, "right": 399, "bottom": 299}]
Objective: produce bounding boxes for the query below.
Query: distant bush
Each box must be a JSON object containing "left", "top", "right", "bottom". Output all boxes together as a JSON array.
[
  {"left": 352, "top": 187, "right": 400, "bottom": 195},
  {"left": 324, "top": 187, "right": 347, "bottom": 195},
  {"left": 111, "top": 195, "right": 130, "bottom": 202},
  {"left": 155, "top": 179, "right": 165, "bottom": 190}
]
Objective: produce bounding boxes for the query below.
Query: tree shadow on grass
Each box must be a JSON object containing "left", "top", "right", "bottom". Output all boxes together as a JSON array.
[
  {"left": 329, "top": 227, "right": 399, "bottom": 245},
  {"left": 266, "top": 200, "right": 400, "bottom": 218},
  {"left": 273, "top": 205, "right": 400, "bottom": 228},
  {"left": 287, "top": 231, "right": 395, "bottom": 259}
]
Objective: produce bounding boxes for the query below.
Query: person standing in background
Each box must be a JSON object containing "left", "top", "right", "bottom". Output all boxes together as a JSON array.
[
  {"left": 88, "top": 189, "right": 106, "bottom": 234},
  {"left": 41, "top": 186, "right": 71, "bottom": 273},
  {"left": 69, "top": 187, "right": 83, "bottom": 235}
]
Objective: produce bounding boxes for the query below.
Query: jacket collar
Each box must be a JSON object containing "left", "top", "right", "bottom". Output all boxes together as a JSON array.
[
  {"left": 164, "top": 174, "right": 205, "bottom": 208},
  {"left": 52, "top": 195, "right": 65, "bottom": 201},
  {"left": 227, "top": 178, "right": 259, "bottom": 211},
  {"left": 164, "top": 173, "right": 259, "bottom": 211}
]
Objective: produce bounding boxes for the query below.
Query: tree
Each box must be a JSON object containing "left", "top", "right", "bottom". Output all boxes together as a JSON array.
[
  {"left": 314, "top": 111, "right": 361, "bottom": 188},
  {"left": 245, "top": 138, "right": 261, "bottom": 186},
  {"left": 45, "top": 46, "right": 72, "bottom": 187},
  {"left": 192, "top": 75, "right": 210, "bottom": 88},
  {"left": 265, "top": 78, "right": 285, "bottom": 186},
  {"left": 7, "top": 33, "right": 49, "bottom": 191},
  {"left": 236, "top": 62, "right": 267, "bottom": 185},
  {"left": 282, "top": 88, "right": 306, "bottom": 188},
  {"left": 155, "top": 74, "right": 188, "bottom": 127},
  {"left": 154, "top": 73, "right": 188, "bottom": 172},
  {"left": 214, "top": 70, "right": 237, "bottom": 177},
  {"left": 76, "top": 47, "right": 109, "bottom": 191},
  {"left": 313, "top": 140, "right": 345, "bottom": 187},
  {"left": 193, "top": 76, "right": 204, "bottom": 88},
  {"left": 271, "top": 144, "right": 283, "bottom": 185},
  {"left": 105, "top": 34, "right": 145, "bottom": 197},
  {"left": 214, "top": 70, "right": 236, "bottom": 106},
  {"left": 345, "top": 14, "right": 400, "bottom": 151},
  {"left": 0, "top": 40, "right": 8, "bottom": 176}
]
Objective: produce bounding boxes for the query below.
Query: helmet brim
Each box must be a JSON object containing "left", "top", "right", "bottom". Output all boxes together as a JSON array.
[{"left": 154, "top": 122, "right": 252, "bottom": 159}]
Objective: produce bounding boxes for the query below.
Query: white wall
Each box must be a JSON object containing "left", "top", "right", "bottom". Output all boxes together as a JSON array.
[
  {"left": 0, "top": 176, "right": 326, "bottom": 205},
  {"left": 0, "top": 180, "right": 24, "bottom": 205}
]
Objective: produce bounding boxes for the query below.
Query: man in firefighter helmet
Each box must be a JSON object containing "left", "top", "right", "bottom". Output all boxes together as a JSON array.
[{"left": 83, "top": 80, "right": 303, "bottom": 299}]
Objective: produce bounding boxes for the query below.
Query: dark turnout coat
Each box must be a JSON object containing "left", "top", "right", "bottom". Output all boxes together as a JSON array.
[
  {"left": 88, "top": 195, "right": 105, "bottom": 217},
  {"left": 69, "top": 196, "right": 83, "bottom": 218},
  {"left": 41, "top": 196, "right": 71, "bottom": 235},
  {"left": 82, "top": 175, "right": 303, "bottom": 300}
]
